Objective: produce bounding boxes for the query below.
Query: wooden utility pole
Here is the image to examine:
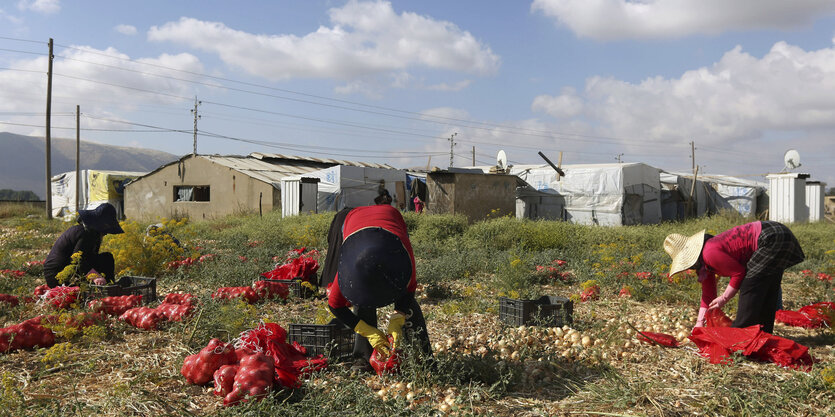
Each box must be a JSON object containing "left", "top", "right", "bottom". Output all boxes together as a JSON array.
[
  {"left": 472, "top": 146, "right": 475, "bottom": 166},
  {"left": 191, "top": 96, "right": 201, "bottom": 156},
  {"left": 690, "top": 141, "right": 695, "bottom": 173},
  {"left": 75, "top": 105, "right": 80, "bottom": 213},
  {"left": 44, "top": 38, "right": 54, "bottom": 219},
  {"left": 448, "top": 132, "right": 457, "bottom": 168}
]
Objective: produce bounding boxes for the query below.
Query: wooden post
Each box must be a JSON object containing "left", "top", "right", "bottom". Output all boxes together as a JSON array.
[
  {"left": 75, "top": 105, "right": 80, "bottom": 213},
  {"left": 45, "top": 38, "right": 54, "bottom": 219}
]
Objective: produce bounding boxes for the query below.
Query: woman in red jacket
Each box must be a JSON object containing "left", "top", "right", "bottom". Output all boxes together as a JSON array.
[
  {"left": 324, "top": 203, "right": 431, "bottom": 371},
  {"left": 664, "top": 221, "right": 804, "bottom": 333}
]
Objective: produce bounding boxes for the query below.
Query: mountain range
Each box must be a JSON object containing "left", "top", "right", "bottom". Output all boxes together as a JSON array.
[{"left": 0, "top": 132, "right": 178, "bottom": 199}]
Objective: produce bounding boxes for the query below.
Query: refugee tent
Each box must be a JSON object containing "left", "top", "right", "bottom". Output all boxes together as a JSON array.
[
  {"left": 52, "top": 170, "right": 145, "bottom": 218},
  {"left": 296, "top": 165, "right": 408, "bottom": 211},
  {"left": 506, "top": 162, "right": 663, "bottom": 226},
  {"left": 659, "top": 171, "right": 766, "bottom": 220}
]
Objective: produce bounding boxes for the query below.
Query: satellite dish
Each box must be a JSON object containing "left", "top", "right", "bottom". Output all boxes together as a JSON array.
[
  {"left": 497, "top": 150, "right": 507, "bottom": 171},
  {"left": 783, "top": 149, "right": 801, "bottom": 172}
]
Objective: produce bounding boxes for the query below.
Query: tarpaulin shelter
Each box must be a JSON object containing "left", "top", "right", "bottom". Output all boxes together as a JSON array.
[
  {"left": 506, "top": 162, "right": 662, "bottom": 226},
  {"left": 296, "top": 165, "right": 408, "bottom": 212},
  {"left": 660, "top": 171, "right": 767, "bottom": 220},
  {"left": 52, "top": 170, "right": 145, "bottom": 219}
]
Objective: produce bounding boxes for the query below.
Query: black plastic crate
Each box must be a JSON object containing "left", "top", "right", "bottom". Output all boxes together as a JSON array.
[
  {"left": 499, "top": 295, "right": 573, "bottom": 327},
  {"left": 288, "top": 323, "right": 354, "bottom": 362},
  {"left": 256, "top": 278, "right": 317, "bottom": 299},
  {"left": 84, "top": 276, "right": 157, "bottom": 304}
]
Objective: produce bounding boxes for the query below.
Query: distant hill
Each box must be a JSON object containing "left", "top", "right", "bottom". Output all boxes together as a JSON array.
[{"left": 0, "top": 132, "right": 178, "bottom": 199}]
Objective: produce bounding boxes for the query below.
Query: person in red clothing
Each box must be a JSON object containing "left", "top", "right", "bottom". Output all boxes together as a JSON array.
[
  {"left": 664, "top": 221, "right": 804, "bottom": 333},
  {"left": 325, "top": 201, "right": 431, "bottom": 371}
]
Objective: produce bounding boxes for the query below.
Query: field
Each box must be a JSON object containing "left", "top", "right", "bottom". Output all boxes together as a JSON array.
[{"left": 0, "top": 205, "right": 833, "bottom": 416}]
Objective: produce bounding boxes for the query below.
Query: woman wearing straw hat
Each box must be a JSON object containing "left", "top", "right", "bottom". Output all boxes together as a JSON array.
[
  {"left": 325, "top": 202, "right": 431, "bottom": 372},
  {"left": 43, "top": 202, "right": 124, "bottom": 288},
  {"left": 664, "top": 221, "right": 804, "bottom": 333}
]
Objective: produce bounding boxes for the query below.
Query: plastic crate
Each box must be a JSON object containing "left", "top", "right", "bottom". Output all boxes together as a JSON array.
[
  {"left": 258, "top": 278, "right": 316, "bottom": 299},
  {"left": 84, "top": 276, "right": 157, "bottom": 304},
  {"left": 288, "top": 323, "right": 354, "bottom": 362},
  {"left": 499, "top": 295, "right": 573, "bottom": 327}
]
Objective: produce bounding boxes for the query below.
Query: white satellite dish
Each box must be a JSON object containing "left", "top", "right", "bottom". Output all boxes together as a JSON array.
[
  {"left": 783, "top": 149, "right": 801, "bottom": 172},
  {"left": 497, "top": 150, "right": 507, "bottom": 171}
]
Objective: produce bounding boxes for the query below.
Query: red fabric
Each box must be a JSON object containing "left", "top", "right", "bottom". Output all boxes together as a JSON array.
[
  {"left": 688, "top": 325, "right": 814, "bottom": 370},
  {"left": 697, "top": 222, "right": 762, "bottom": 308},
  {"left": 235, "top": 322, "right": 328, "bottom": 389},
  {"left": 776, "top": 302, "right": 835, "bottom": 329},
  {"left": 260, "top": 249, "right": 319, "bottom": 283},
  {"left": 705, "top": 308, "right": 734, "bottom": 327},
  {"left": 329, "top": 205, "right": 417, "bottom": 309},
  {"left": 636, "top": 331, "right": 679, "bottom": 347}
]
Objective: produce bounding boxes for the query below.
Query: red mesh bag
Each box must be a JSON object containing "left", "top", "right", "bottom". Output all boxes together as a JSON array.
[
  {"left": 212, "top": 287, "right": 259, "bottom": 304},
  {"left": 636, "top": 331, "right": 679, "bottom": 347},
  {"left": 119, "top": 306, "right": 165, "bottom": 330},
  {"left": 162, "top": 293, "right": 195, "bottom": 306},
  {"left": 156, "top": 303, "right": 194, "bottom": 322},
  {"left": 88, "top": 295, "right": 143, "bottom": 316},
  {"left": 0, "top": 294, "right": 20, "bottom": 307},
  {"left": 706, "top": 308, "right": 733, "bottom": 327},
  {"left": 235, "top": 322, "right": 328, "bottom": 389},
  {"left": 253, "top": 280, "right": 290, "bottom": 301},
  {"left": 181, "top": 338, "right": 238, "bottom": 385},
  {"left": 369, "top": 336, "right": 403, "bottom": 376},
  {"left": 0, "top": 320, "right": 55, "bottom": 353},
  {"left": 689, "top": 325, "right": 815, "bottom": 370}
]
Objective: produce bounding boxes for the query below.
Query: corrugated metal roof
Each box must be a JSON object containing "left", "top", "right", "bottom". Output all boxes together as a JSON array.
[
  {"left": 249, "top": 152, "right": 396, "bottom": 169},
  {"left": 204, "top": 155, "right": 331, "bottom": 187}
]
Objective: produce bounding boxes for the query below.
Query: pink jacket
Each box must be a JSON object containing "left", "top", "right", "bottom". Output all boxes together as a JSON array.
[{"left": 698, "top": 221, "right": 762, "bottom": 308}]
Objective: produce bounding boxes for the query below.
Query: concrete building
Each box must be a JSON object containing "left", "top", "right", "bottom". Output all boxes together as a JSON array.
[
  {"left": 425, "top": 170, "right": 518, "bottom": 222},
  {"left": 124, "top": 153, "right": 393, "bottom": 221}
]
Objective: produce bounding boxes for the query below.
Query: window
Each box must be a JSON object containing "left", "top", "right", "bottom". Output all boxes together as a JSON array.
[{"left": 174, "top": 185, "right": 210, "bottom": 202}]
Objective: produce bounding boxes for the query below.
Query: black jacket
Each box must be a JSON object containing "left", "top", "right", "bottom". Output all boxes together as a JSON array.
[{"left": 43, "top": 224, "right": 102, "bottom": 285}]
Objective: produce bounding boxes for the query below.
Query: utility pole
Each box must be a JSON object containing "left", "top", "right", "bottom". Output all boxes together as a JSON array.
[
  {"left": 615, "top": 153, "right": 624, "bottom": 163},
  {"left": 75, "top": 105, "right": 80, "bottom": 213},
  {"left": 191, "top": 96, "right": 201, "bottom": 156},
  {"left": 44, "top": 38, "right": 54, "bottom": 219},
  {"left": 690, "top": 140, "right": 695, "bottom": 174},
  {"left": 472, "top": 146, "right": 475, "bottom": 166},
  {"left": 448, "top": 132, "right": 457, "bottom": 168}
]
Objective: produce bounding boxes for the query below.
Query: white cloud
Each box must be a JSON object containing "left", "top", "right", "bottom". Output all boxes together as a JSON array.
[
  {"left": 425, "top": 80, "right": 472, "bottom": 92},
  {"left": 531, "top": 39, "right": 835, "bottom": 169},
  {"left": 531, "top": 87, "right": 583, "bottom": 119},
  {"left": 531, "top": 0, "right": 835, "bottom": 40},
  {"left": 114, "top": 24, "right": 137, "bottom": 36},
  {"left": 17, "top": 0, "right": 60, "bottom": 14},
  {"left": 0, "top": 46, "right": 204, "bottom": 135},
  {"left": 0, "top": 8, "right": 24, "bottom": 25},
  {"left": 147, "top": 0, "right": 499, "bottom": 89}
]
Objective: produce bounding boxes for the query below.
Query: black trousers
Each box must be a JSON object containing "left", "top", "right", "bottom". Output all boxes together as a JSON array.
[
  {"left": 732, "top": 268, "right": 782, "bottom": 333},
  {"left": 44, "top": 252, "right": 115, "bottom": 288}
]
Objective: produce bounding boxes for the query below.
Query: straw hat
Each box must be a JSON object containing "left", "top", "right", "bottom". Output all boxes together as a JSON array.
[{"left": 664, "top": 229, "right": 706, "bottom": 277}]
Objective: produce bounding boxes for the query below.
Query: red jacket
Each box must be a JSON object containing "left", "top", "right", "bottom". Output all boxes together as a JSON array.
[{"left": 328, "top": 205, "right": 417, "bottom": 309}]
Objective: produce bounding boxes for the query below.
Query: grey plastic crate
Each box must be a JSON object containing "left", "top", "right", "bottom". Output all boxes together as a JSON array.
[{"left": 499, "top": 295, "right": 573, "bottom": 327}]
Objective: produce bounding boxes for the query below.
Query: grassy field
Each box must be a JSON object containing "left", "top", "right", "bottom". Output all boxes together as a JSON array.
[{"left": 0, "top": 206, "right": 833, "bottom": 416}]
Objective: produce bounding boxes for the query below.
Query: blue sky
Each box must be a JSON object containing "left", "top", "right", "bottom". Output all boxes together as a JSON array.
[{"left": 1, "top": 0, "right": 833, "bottom": 186}]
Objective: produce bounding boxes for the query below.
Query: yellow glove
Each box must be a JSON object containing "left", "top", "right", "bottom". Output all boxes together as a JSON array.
[
  {"left": 354, "top": 320, "right": 390, "bottom": 357},
  {"left": 386, "top": 313, "right": 405, "bottom": 349}
]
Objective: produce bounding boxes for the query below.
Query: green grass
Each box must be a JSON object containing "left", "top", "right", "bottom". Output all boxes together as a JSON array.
[{"left": 0, "top": 211, "right": 833, "bottom": 416}]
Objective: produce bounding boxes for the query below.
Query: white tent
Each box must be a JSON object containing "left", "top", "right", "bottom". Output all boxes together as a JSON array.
[
  {"left": 506, "top": 162, "right": 662, "bottom": 226},
  {"left": 52, "top": 170, "right": 145, "bottom": 218},
  {"left": 296, "top": 165, "right": 407, "bottom": 211},
  {"left": 660, "top": 171, "right": 766, "bottom": 220}
]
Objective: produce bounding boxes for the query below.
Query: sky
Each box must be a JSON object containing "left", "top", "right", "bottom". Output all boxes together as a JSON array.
[{"left": 1, "top": 0, "right": 834, "bottom": 187}]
